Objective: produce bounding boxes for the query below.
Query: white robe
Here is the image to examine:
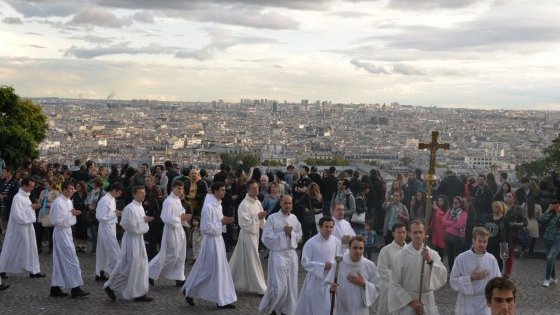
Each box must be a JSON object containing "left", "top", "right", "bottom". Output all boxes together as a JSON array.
[
  {"left": 450, "top": 250, "right": 501, "bottom": 315},
  {"left": 258, "top": 211, "right": 302, "bottom": 315},
  {"left": 95, "top": 193, "right": 120, "bottom": 276},
  {"left": 50, "top": 195, "right": 83, "bottom": 289},
  {"left": 0, "top": 189, "right": 40, "bottom": 274},
  {"left": 182, "top": 193, "right": 237, "bottom": 306},
  {"left": 333, "top": 218, "right": 355, "bottom": 256},
  {"left": 229, "top": 195, "right": 267, "bottom": 294},
  {"left": 148, "top": 193, "right": 189, "bottom": 281},
  {"left": 376, "top": 241, "right": 406, "bottom": 315},
  {"left": 324, "top": 254, "right": 381, "bottom": 315},
  {"left": 294, "top": 233, "right": 340, "bottom": 315},
  {"left": 104, "top": 200, "right": 150, "bottom": 300},
  {"left": 388, "top": 243, "right": 447, "bottom": 315}
]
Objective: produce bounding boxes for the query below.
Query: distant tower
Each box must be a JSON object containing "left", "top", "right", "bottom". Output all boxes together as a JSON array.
[{"left": 272, "top": 101, "right": 278, "bottom": 113}]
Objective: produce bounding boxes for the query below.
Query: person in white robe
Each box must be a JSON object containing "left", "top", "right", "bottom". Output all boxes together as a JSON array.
[
  {"left": 229, "top": 180, "right": 267, "bottom": 294},
  {"left": 325, "top": 235, "right": 380, "bottom": 315},
  {"left": 95, "top": 182, "right": 123, "bottom": 281},
  {"left": 49, "top": 181, "right": 89, "bottom": 298},
  {"left": 376, "top": 222, "right": 407, "bottom": 315},
  {"left": 182, "top": 182, "right": 237, "bottom": 309},
  {"left": 294, "top": 216, "right": 340, "bottom": 315},
  {"left": 259, "top": 195, "right": 303, "bottom": 315},
  {"left": 0, "top": 178, "right": 44, "bottom": 278},
  {"left": 332, "top": 202, "right": 355, "bottom": 256},
  {"left": 388, "top": 220, "right": 447, "bottom": 315},
  {"left": 148, "top": 181, "right": 191, "bottom": 286},
  {"left": 451, "top": 226, "right": 501, "bottom": 315},
  {"left": 104, "top": 186, "right": 155, "bottom": 302}
]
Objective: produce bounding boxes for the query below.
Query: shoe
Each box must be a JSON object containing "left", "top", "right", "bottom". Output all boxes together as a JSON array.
[
  {"left": 50, "top": 286, "right": 69, "bottom": 297},
  {"left": 543, "top": 279, "right": 550, "bottom": 287},
  {"left": 175, "top": 280, "right": 185, "bottom": 287},
  {"left": 71, "top": 287, "right": 90, "bottom": 298},
  {"left": 185, "top": 296, "right": 195, "bottom": 306},
  {"left": 105, "top": 287, "right": 116, "bottom": 301},
  {"left": 0, "top": 272, "right": 7, "bottom": 279},
  {"left": 0, "top": 284, "right": 9, "bottom": 291},
  {"left": 30, "top": 273, "right": 46, "bottom": 278},
  {"left": 552, "top": 278, "right": 558, "bottom": 285},
  {"left": 217, "top": 303, "right": 236, "bottom": 309},
  {"left": 149, "top": 278, "right": 155, "bottom": 286},
  {"left": 95, "top": 274, "right": 109, "bottom": 281},
  {"left": 134, "top": 295, "right": 154, "bottom": 302}
]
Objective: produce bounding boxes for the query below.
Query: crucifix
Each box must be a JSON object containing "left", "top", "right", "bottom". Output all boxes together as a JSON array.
[{"left": 417, "top": 131, "right": 450, "bottom": 305}]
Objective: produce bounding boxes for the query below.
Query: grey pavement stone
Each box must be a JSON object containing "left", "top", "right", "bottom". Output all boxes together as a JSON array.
[{"left": 0, "top": 247, "right": 558, "bottom": 314}]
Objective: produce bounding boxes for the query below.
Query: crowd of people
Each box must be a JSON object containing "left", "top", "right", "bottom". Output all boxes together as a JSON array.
[{"left": 0, "top": 157, "right": 556, "bottom": 314}]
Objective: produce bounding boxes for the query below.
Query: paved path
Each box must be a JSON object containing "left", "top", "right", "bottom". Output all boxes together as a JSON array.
[{"left": 0, "top": 248, "right": 558, "bottom": 314}]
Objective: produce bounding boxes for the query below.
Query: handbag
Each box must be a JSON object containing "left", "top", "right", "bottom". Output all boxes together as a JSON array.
[
  {"left": 351, "top": 212, "right": 366, "bottom": 224},
  {"left": 39, "top": 190, "right": 53, "bottom": 227}
]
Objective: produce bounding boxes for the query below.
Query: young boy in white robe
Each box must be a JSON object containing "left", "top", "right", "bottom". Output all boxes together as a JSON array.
[
  {"left": 325, "top": 235, "right": 380, "bottom": 315},
  {"left": 332, "top": 203, "right": 355, "bottom": 256},
  {"left": 294, "top": 216, "right": 340, "bottom": 315},
  {"left": 95, "top": 182, "right": 123, "bottom": 281},
  {"left": 376, "top": 222, "right": 407, "bottom": 315},
  {"left": 49, "top": 181, "right": 89, "bottom": 298},
  {"left": 451, "top": 226, "right": 501, "bottom": 315},
  {"left": 259, "top": 195, "right": 302, "bottom": 315},
  {"left": 104, "top": 186, "right": 155, "bottom": 302}
]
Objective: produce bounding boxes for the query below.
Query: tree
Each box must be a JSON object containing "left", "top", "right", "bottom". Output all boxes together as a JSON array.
[
  {"left": 219, "top": 152, "right": 260, "bottom": 173},
  {"left": 0, "top": 86, "right": 48, "bottom": 168},
  {"left": 400, "top": 155, "right": 413, "bottom": 166}
]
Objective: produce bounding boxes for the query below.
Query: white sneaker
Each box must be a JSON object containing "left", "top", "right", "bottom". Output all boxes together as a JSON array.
[
  {"left": 543, "top": 279, "right": 550, "bottom": 287},
  {"left": 551, "top": 278, "right": 558, "bottom": 285}
]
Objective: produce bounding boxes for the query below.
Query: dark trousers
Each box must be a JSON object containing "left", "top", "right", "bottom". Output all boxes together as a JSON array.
[
  {"left": 445, "top": 235, "right": 464, "bottom": 272},
  {"left": 301, "top": 222, "right": 318, "bottom": 246},
  {"left": 145, "top": 230, "right": 163, "bottom": 260}
]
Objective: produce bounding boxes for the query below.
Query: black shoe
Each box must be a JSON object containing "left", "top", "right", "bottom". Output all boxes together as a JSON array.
[
  {"left": 50, "top": 286, "right": 68, "bottom": 297},
  {"left": 217, "top": 303, "right": 236, "bottom": 309},
  {"left": 0, "top": 284, "right": 9, "bottom": 291},
  {"left": 175, "top": 280, "right": 185, "bottom": 287},
  {"left": 104, "top": 286, "right": 116, "bottom": 301},
  {"left": 185, "top": 296, "right": 195, "bottom": 306},
  {"left": 134, "top": 295, "right": 154, "bottom": 302},
  {"left": 149, "top": 278, "right": 155, "bottom": 286},
  {"left": 95, "top": 274, "right": 109, "bottom": 281},
  {"left": 71, "top": 287, "right": 90, "bottom": 299},
  {"left": 30, "top": 273, "right": 46, "bottom": 278},
  {"left": 0, "top": 272, "right": 7, "bottom": 279}
]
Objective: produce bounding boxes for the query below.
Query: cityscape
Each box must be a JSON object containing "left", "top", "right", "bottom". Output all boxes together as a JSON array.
[{"left": 36, "top": 97, "right": 560, "bottom": 180}]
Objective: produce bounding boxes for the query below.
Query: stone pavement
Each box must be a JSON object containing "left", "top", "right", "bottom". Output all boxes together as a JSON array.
[{"left": 0, "top": 248, "right": 559, "bottom": 314}]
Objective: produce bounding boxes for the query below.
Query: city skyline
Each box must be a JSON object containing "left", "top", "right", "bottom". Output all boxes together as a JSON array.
[{"left": 1, "top": 0, "right": 560, "bottom": 110}]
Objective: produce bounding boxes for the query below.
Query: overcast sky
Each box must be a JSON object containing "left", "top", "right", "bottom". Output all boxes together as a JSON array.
[{"left": 1, "top": 0, "right": 559, "bottom": 109}]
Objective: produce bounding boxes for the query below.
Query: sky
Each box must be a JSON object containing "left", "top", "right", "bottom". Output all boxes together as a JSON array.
[{"left": 1, "top": 0, "right": 559, "bottom": 110}]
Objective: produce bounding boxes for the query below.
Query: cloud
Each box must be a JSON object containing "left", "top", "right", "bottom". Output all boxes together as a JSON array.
[
  {"left": 350, "top": 59, "right": 389, "bottom": 74},
  {"left": 388, "top": 0, "right": 483, "bottom": 10},
  {"left": 191, "top": 9, "right": 299, "bottom": 30},
  {"left": 132, "top": 10, "right": 156, "bottom": 23},
  {"left": 64, "top": 42, "right": 179, "bottom": 59},
  {"left": 70, "top": 7, "right": 132, "bottom": 28},
  {"left": 350, "top": 59, "right": 428, "bottom": 75},
  {"left": 69, "top": 34, "right": 116, "bottom": 44},
  {"left": 95, "top": 0, "right": 334, "bottom": 11},
  {"left": 3, "top": 16, "right": 23, "bottom": 24},
  {"left": 29, "top": 44, "right": 46, "bottom": 48},
  {"left": 6, "top": 0, "right": 83, "bottom": 17},
  {"left": 392, "top": 63, "right": 427, "bottom": 75}
]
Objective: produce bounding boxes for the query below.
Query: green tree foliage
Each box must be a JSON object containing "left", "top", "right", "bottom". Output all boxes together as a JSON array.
[
  {"left": 0, "top": 86, "right": 48, "bottom": 168},
  {"left": 262, "top": 159, "right": 284, "bottom": 166},
  {"left": 400, "top": 155, "right": 413, "bottom": 166},
  {"left": 516, "top": 135, "right": 560, "bottom": 179},
  {"left": 304, "top": 157, "right": 350, "bottom": 166},
  {"left": 220, "top": 152, "right": 260, "bottom": 173}
]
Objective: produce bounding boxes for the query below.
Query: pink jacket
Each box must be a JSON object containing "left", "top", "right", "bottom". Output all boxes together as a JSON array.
[
  {"left": 442, "top": 208, "right": 467, "bottom": 238},
  {"left": 430, "top": 206, "right": 446, "bottom": 249}
]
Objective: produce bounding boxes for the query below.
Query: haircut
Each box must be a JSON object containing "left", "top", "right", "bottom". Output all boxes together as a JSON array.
[
  {"left": 409, "top": 219, "right": 424, "bottom": 229},
  {"left": 132, "top": 185, "right": 145, "bottom": 195},
  {"left": 300, "top": 165, "right": 309, "bottom": 173},
  {"left": 333, "top": 202, "right": 346, "bottom": 211},
  {"left": 478, "top": 174, "right": 486, "bottom": 180},
  {"left": 246, "top": 179, "right": 258, "bottom": 189},
  {"left": 318, "top": 216, "right": 334, "bottom": 228},
  {"left": 492, "top": 201, "right": 507, "bottom": 215},
  {"left": 93, "top": 176, "right": 104, "bottom": 188},
  {"left": 348, "top": 235, "right": 366, "bottom": 248},
  {"left": 392, "top": 222, "right": 407, "bottom": 232},
  {"left": 338, "top": 178, "right": 349, "bottom": 188},
  {"left": 61, "top": 180, "right": 74, "bottom": 191},
  {"left": 472, "top": 226, "right": 489, "bottom": 239},
  {"left": 172, "top": 180, "right": 185, "bottom": 188},
  {"left": 520, "top": 177, "right": 530, "bottom": 183},
  {"left": 109, "top": 182, "right": 124, "bottom": 192},
  {"left": 485, "top": 277, "right": 516, "bottom": 304},
  {"left": 211, "top": 181, "right": 225, "bottom": 193},
  {"left": 21, "top": 177, "right": 34, "bottom": 187}
]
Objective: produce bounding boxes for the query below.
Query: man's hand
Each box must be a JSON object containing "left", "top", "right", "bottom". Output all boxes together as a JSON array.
[
  {"left": 341, "top": 235, "right": 352, "bottom": 244},
  {"left": 221, "top": 216, "right": 235, "bottom": 225},
  {"left": 115, "top": 210, "right": 123, "bottom": 217},
  {"left": 329, "top": 283, "right": 338, "bottom": 293},
  {"left": 347, "top": 274, "right": 366, "bottom": 288},
  {"left": 144, "top": 216, "right": 154, "bottom": 223},
  {"left": 470, "top": 267, "right": 489, "bottom": 281},
  {"left": 284, "top": 225, "right": 293, "bottom": 237},
  {"left": 421, "top": 246, "right": 432, "bottom": 264},
  {"left": 324, "top": 261, "right": 333, "bottom": 271},
  {"left": 408, "top": 299, "right": 424, "bottom": 315},
  {"left": 71, "top": 209, "right": 81, "bottom": 216},
  {"left": 258, "top": 211, "right": 267, "bottom": 220},
  {"left": 181, "top": 213, "right": 192, "bottom": 221}
]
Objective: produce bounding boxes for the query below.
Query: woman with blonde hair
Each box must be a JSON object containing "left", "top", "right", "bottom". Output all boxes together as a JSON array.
[{"left": 485, "top": 201, "right": 511, "bottom": 273}]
